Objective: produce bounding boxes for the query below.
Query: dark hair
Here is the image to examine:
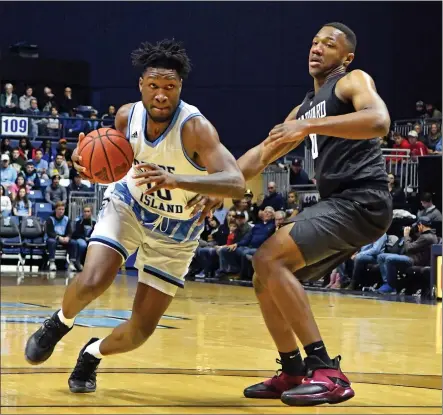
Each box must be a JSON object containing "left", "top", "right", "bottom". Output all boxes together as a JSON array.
[
  {"left": 323, "top": 22, "right": 357, "bottom": 52},
  {"left": 0, "top": 184, "right": 5, "bottom": 195},
  {"left": 131, "top": 39, "right": 192, "bottom": 79},
  {"left": 13, "top": 186, "right": 29, "bottom": 208},
  {"left": 15, "top": 174, "right": 25, "bottom": 186},
  {"left": 420, "top": 192, "right": 433, "bottom": 203},
  {"left": 35, "top": 148, "right": 43, "bottom": 154}
]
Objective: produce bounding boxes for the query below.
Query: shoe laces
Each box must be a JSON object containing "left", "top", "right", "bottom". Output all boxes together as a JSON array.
[
  {"left": 71, "top": 353, "right": 100, "bottom": 381},
  {"left": 37, "top": 318, "right": 63, "bottom": 348}
]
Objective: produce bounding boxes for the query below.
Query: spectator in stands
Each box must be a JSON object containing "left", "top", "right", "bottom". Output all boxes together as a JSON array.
[
  {"left": 417, "top": 192, "right": 442, "bottom": 222},
  {"left": 289, "top": 158, "right": 311, "bottom": 185},
  {"left": 388, "top": 173, "right": 406, "bottom": 209},
  {"left": 407, "top": 130, "right": 428, "bottom": 158},
  {"left": 425, "top": 123, "right": 442, "bottom": 151},
  {"left": 346, "top": 233, "right": 387, "bottom": 291},
  {"left": 71, "top": 205, "right": 96, "bottom": 268},
  {"left": 285, "top": 190, "right": 300, "bottom": 217},
  {"left": 0, "top": 185, "right": 12, "bottom": 217},
  {"left": 216, "top": 207, "right": 275, "bottom": 278},
  {"left": 86, "top": 111, "right": 100, "bottom": 133},
  {"left": 0, "top": 83, "right": 18, "bottom": 113},
  {"left": 57, "top": 138, "right": 73, "bottom": 166},
  {"left": 33, "top": 149, "right": 49, "bottom": 180},
  {"left": 41, "top": 87, "right": 57, "bottom": 114},
  {"left": 59, "top": 87, "right": 77, "bottom": 117},
  {"left": 22, "top": 161, "right": 41, "bottom": 190},
  {"left": 18, "top": 137, "right": 35, "bottom": 160},
  {"left": 49, "top": 153, "right": 69, "bottom": 179},
  {"left": 425, "top": 103, "right": 442, "bottom": 119},
  {"left": 216, "top": 206, "right": 275, "bottom": 278},
  {"left": 19, "top": 87, "right": 36, "bottom": 112},
  {"left": 9, "top": 148, "right": 25, "bottom": 174},
  {"left": 259, "top": 181, "right": 285, "bottom": 212},
  {"left": 12, "top": 187, "right": 32, "bottom": 217},
  {"left": 45, "top": 201, "right": 77, "bottom": 272},
  {"left": 41, "top": 139, "right": 57, "bottom": 163},
  {"left": 388, "top": 131, "right": 411, "bottom": 164},
  {"left": 187, "top": 209, "right": 237, "bottom": 279},
  {"left": 1, "top": 154, "right": 17, "bottom": 187},
  {"left": 434, "top": 137, "right": 442, "bottom": 154},
  {"left": 67, "top": 171, "right": 90, "bottom": 198},
  {"left": 415, "top": 101, "right": 427, "bottom": 119},
  {"left": 65, "top": 109, "right": 84, "bottom": 138},
  {"left": 45, "top": 174, "right": 67, "bottom": 206},
  {"left": 101, "top": 105, "right": 116, "bottom": 128},
  {"left": 249, "top": 193, "right": 264, "bottom": 224},
  {"left": 9, "top": 175, "right": 29, "bottom": 199},
  {"left": 413, "top": 123, "right": 426, "bottom": 142},
  {"left": 377, "top": 216, "right": 439, "bottom": 294},
  {"left": 47, "top": 107, "right": 61, "bottom": 138},
  {"left": 212, "top": 203, "right": 228, "bottom": 225},
  {"left": 274, "top": 210, "right": 286, "bottom": 229},
  {"left": 243, "top": 189, "right": 257, "bottom": 222},
  {"left": 25, "top": 98, "right": 42, "bottom": 138},
  {"left": 234, "top": 210, "right": 252, "bottom": 240},
  {"left": 1, "top": 138, "right": 12, "bottom": 155}
]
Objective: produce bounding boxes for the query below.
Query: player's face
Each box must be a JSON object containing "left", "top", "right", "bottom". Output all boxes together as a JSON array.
[
  {"left": 309, "top": 26, "right": 354, "bottom": 77},
  {"left": 139, "top": 68, "right": 182, "bottom": 123}
]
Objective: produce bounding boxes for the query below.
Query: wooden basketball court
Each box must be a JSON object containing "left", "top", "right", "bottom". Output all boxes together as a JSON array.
[{"left": 1, "top": 272, "right": 441, "bottom": 414}]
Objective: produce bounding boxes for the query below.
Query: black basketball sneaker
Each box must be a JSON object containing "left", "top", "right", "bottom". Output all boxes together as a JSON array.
[
  {"left": 25, "top": 310, "right": 72, "bottom": 364},
  {"left": 68, "top": 338, "right": 102, "bottom": 393}
]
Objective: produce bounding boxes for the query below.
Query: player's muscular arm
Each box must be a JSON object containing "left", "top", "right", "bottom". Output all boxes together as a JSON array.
[
  {"left": 237, "top": 105, "right": 302, "bottom": 181},
  {"left": 177, "top": 117, "right": 245, "bottom": 198},
  {"left": 134, "top": 117, "right": 245, "bottom": 199},
  {"left": 308, "top": 70, "right": 390, "bottom": 139}
]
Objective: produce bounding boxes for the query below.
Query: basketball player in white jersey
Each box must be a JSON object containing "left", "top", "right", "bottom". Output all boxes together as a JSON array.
[{"left": 25, "top": 39, "right": 245, "bottom": 393}]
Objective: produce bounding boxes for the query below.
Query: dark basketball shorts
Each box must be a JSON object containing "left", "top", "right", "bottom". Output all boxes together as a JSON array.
[{"left": 286, "top": 188, "right": 392, "bottom": 282}]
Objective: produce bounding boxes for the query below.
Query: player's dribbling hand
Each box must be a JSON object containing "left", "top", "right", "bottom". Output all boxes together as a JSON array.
[
  {"left": 185, "top": 194, "right": 223, "bottom": 225},
  {"left": 72, "top": 133, "right": 95, "bottom": 183},
  {"left": 265, "top": 119, "right": 310, "bottom": 148},
  {"left": 133, "top": 163, "right": 178, "bottom": 194}
]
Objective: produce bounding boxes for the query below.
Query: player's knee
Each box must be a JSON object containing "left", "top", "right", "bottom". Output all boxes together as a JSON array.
[
  {"left": 252, "top": 249, "right": 273, "bottom": 275},
  {"left": 77, "top": 270, "right": 110, "bottom": 298}
]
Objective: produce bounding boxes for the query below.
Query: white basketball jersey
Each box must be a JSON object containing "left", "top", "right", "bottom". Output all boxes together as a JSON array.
[{"left": 124, "top": 100, "right": 207, "bottom": 220}]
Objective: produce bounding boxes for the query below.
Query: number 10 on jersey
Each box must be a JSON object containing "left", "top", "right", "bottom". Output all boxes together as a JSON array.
[{"left": 309, "top": 133, "right": 319, "bottom": 159}]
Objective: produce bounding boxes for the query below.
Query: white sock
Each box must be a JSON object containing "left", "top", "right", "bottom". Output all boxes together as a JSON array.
[
  {"left": 57, "top": 309, "right": 75, "bottom": 328},
  {"left": 84, "top": 339, "right": 103, "bottom": 359}
]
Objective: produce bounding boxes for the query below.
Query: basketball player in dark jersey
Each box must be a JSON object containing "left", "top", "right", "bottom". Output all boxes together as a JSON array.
[{"left": 188, "top": 22, "right": 392, "bottom": 406}]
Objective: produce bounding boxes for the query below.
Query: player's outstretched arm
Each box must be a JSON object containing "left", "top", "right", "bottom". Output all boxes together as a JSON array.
[
  {"left": 266, "top": 70, "right": 390, "bottom": 148},
  {"left": 133, "top": 117, "right": 245, "bottom": 199},
  {"left": 237, "top": 105, "right": 303, "bottom": 181}
]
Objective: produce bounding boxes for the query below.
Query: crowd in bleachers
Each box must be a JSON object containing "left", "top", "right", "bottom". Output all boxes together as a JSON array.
[
  {"left": 186, "top": 184, "right": 295, "bottom": 281},
  {"left": 1, "top": 84, "right": 442, "bottom": 297},
  {"left": 0, "top": 83, "right": 116, "bottom": 139},
  {"left": 0, "top": 82, "right": 103, "bottom": 272},
  {"left": 380, "top": 101, "right": 442, "bottom": 156}
]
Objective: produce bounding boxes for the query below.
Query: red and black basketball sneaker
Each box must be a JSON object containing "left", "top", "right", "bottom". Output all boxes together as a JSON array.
[
  {"left": 280, "top": 355, "right": 354, "bottom": 406},
  {"left": 243, "top": 359, "right": 305, "bottom": 399}
]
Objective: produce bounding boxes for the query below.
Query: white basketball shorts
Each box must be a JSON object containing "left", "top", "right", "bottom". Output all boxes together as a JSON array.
[{"left": 89, "top": 196, "right": 198, "bottom": 297}]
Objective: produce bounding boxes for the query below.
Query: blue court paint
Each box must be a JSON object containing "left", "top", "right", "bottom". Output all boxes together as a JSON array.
[{"left": 0, "top": 303, "right": 188, "bottom": 328}]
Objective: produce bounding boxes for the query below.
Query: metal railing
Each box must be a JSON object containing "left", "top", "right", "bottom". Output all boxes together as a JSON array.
[
  {"left": 393, "top": 117, "right": 442, "bottom": 138},
  {"left": 68, "top": 191, "right": 98, "bottom": 223},
  {"left": 262, "top": 148, "right": 421, "bottom": 199}
]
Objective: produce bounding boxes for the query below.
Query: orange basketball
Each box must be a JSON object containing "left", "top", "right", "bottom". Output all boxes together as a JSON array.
[{"left": 78, "top": 128, "right": 134, "bottom": 184}]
